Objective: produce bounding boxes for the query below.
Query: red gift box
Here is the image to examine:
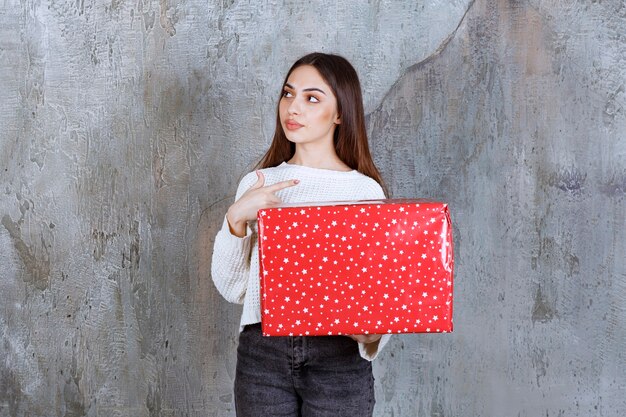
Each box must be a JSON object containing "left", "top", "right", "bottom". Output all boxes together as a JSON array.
[{"left": 257, "top": 199, "right": 453, "bottom": 336}]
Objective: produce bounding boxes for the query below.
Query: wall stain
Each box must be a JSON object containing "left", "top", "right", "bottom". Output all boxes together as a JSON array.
[
  {"left": 430, "top": 398, "right": 445, "bottom": 417},
  {"left": 62, "top": 375, "right": 86, "bottom": 417},
  {"left": 142, "top": 3, "right": 156, "bottom": 33},
  {"left": 368, "top": 0, "right": 478, "bottom": 112},
  {"left": 91, "top": 229, "right": 117, "bottom": 261},
  {"left": 110, "top": 0, "right": 124, "bottom": 12},
  {"left": 219, "top": 393, "right": 233, "bottom": 404},
  {"left": 146, "top": 383, "right": 162, "bottom": 416},
  {"left": 532, "top": 285, "right": 556, "bottom": 324},
  {"left": 121, "top": 220, "right": 140, "bottom": 273},
  {"left": 531, "top": 347, "right": 549, "bottom": 387},
  {"left": 603, "top": 84, "right": 624, "bottom": 127},
  {"left": 600, "top": 170, "right": 626, "bottom": 197},
  {"left": 159, "top": 0, "right": 177, "bottom": 36},
  {"left": 1, "top": 214, "right": 50, "bottom": 290},
  {"left": 0, "top": 366, "right": 22, "bottom": 416},
  {"left": 152, "top": 142, "right": 167, "bottom": 190},
  {"left": 547, "top": 166, "right": 587, "bottom": 196},
  {"left": 533, "top": 236, "right": 580, "bottom": 277}
]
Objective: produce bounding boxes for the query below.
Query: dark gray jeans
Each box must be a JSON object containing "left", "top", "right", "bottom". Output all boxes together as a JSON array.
[{"left": 234, "top": 323, "right": 375, "bottom": 417}]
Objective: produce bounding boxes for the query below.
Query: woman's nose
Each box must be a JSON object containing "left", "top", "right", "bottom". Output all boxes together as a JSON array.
[{"left": 287, "top": 97, "right": 301, "bottom": 114}]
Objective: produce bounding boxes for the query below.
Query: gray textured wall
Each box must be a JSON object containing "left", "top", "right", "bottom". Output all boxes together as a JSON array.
[{"left": 1, "top": 0, "right": 624, "bottom": 416}]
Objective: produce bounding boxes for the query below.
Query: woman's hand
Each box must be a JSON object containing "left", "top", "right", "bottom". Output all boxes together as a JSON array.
[
  {"left": 348, "top": 334, "right": 382, "bottom": 344},
  {"left": 226, "top": 170, "right": 300, "bottom": 237}
]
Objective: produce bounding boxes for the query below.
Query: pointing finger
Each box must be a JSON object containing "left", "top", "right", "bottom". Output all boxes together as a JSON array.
[
  {"left": 266, "top": 178, "right": 300, "bottom": 193},
  {"left": 251, "top": 170, "right": 265, "bottom": 189}
]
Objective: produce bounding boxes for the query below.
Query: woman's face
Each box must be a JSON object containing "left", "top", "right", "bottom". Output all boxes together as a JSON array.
[{"left": 279, "top": 65, "right": 341, "bottom": 146}]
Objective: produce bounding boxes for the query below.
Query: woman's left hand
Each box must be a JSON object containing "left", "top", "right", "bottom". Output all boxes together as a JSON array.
[{"left": 348, "top": 334, "right": 382, "bottom": 344}]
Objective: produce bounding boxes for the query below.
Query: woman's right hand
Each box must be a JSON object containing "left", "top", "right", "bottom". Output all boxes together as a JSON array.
[{"left": 226, "top": 170, "right": 300, "bottom": 237}]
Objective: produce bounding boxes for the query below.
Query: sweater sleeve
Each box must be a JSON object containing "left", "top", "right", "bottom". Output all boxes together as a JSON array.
[
  {"left": 210, "top": 173, "right": 257, "bottom": 304},
  {"left": 357, "top": 179, "right": 392, "bottom": 361},
  {"left": 359, "top": 334, "right": 392, "bottom": 361}
]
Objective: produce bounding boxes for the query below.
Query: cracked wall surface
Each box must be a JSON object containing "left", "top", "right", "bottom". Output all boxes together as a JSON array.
[{"left": 1, "top": 0, "right": 625, "bottom": 416}]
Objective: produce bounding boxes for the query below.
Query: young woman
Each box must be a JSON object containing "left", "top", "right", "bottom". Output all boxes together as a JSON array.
[{"left": 211, "top": 52, "right": 391, "bottom": 417}]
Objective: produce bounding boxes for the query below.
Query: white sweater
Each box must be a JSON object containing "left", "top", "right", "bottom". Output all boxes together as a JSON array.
[{"left": 211, "top": 161, "right": 392, "bottom": 360}]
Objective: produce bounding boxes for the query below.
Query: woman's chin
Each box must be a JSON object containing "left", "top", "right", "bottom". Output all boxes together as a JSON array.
[{"left": 284, "top": 134, "right": 308, "bottom": 144}]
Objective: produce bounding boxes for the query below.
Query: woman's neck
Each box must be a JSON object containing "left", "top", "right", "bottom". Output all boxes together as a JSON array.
[{"left": 288, "top": 146, "right": 352, "bottom": 172}]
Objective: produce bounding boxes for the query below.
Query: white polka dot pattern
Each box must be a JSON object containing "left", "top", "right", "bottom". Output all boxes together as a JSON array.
[{"left": 257, "top": 200, "right": 454, "bottom": 337}]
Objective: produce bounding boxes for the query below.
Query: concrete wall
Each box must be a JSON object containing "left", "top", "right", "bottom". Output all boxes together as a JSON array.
[{"left": 1, "top": 0, "right": 624, "bottom": 416}]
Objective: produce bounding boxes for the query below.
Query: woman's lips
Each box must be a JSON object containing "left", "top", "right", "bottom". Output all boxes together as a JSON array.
[{"left": 285, "top": 120, "right": 304, "bottom": 130}]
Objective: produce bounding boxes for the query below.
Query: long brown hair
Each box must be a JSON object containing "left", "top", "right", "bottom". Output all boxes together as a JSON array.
[{"left": 255, "top": 52, "right": 387, "bottom": 196}]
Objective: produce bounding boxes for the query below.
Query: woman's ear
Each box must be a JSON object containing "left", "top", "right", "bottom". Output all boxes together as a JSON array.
[{"left": 335, "top": 114, "right": 342, "bottom": 125}]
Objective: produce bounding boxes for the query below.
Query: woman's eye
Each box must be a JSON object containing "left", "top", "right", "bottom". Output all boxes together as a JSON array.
[
  {"left": 282, "top": 90, "right": 293, "bottom": 98},
  {"left": 308, "top": 96, "right": 320, "bottom": 103}
]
